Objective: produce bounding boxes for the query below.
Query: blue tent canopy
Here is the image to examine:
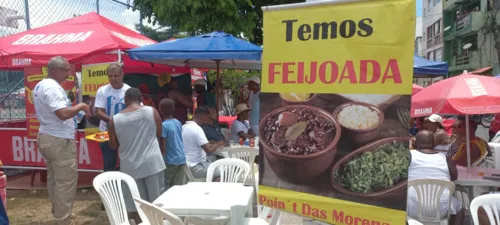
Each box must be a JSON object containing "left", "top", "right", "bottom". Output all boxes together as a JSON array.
[
  {"left": 127, "top": 31, "right": 262, "bottom": 70},
  {"left": 413, "top": 54, "right": 448, "bottom": 76}
]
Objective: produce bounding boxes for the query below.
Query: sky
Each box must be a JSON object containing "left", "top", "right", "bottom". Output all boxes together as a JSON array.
[
  {"left": 416, "top": 0, "right": 423, "bottom": 17},
  {"left": 0, "top": 0, "right": 157, "bottom": 37}
]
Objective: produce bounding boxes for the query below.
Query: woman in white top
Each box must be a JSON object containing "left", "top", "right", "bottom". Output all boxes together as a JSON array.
[
  {"left": 407, "top": 130, "right": 464, "bottom": 225},
  {"left": 230, "top": 103, "right": 256, "bottom": 143}
]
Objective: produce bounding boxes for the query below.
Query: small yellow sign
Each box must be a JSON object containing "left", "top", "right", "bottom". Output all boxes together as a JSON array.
[{"left": 81, "top": 62, "right": 113, "bottom": 96}]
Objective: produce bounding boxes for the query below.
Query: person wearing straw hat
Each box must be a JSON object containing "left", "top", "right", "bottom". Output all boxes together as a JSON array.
[
  {"left": 230, "top": 103, "right": 256, "bottom": 143},
  {"left": 193, "top": 79, "right": 216, "bottom": 108}
]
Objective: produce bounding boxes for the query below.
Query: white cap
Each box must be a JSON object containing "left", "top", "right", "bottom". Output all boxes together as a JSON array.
[
  {"left": 247, "top": 76, "right": 260, "bottom": 84},
  {"left": 192, "top": 79, "right": 207, "bottom": 86},
  {"left": 427, "top": 114, "right": 443, "bottom": 124}
]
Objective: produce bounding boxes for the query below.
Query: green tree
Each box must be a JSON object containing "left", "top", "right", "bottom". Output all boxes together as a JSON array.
[
  {"left": 135, "top": 24, "right": 189, "bottom": 42},
  {"left": 133, "top": 0, "right": 304, "bottom": 45}
]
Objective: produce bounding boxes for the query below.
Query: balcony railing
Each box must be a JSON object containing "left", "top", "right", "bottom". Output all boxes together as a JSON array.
[
  {"left": 456, "top": 15, "right": 471, "bottom": 31},
  {"left": 455, "top": 55, "right": 470, "bottom": 66},
  {"left": 427, "top": 38, "right": 434, "bottom": 48},
  {"left": 434, "top": 34, "right": 443, "bottom": 45},
  {"left": 455, "top": 12, "right": 484, "bottom": 36}
]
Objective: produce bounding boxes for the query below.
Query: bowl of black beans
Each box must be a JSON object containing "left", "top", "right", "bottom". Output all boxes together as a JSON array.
[{"left": 260, "top": 105, "right": 341, "bottom": 183}]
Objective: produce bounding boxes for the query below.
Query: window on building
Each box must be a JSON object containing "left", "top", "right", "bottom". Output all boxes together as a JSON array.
[
  {"left": 435, "top": 0, "right": 441, "bottom": 5},
  {"left": 428, "top": 0, "right": 433, "bottom": 11},
  {"left": 434, "top": 48, "right": 443, "bottom": 61},
  {"left": 427, "top": 51, "right": 435, "bottom": 60},
  {"left": 427, "top": 26, "right": 434, "bottom": 39},
  {"left": 434, "top": 19, "right": 441, "bottom": 35}
]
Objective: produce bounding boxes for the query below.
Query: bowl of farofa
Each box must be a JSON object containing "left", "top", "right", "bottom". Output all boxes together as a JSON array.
[
  {"left": 330, "top": 137, "right": 410, "bottom": 197},
  {"left": 279, "top": 93, "right": 317, "bottom": 106},
  {"left": 260, "top": 105, "right": 341, "bottom": 183},
  {"left": 333, "top": 102, "right": 384, "bottom": 144}
]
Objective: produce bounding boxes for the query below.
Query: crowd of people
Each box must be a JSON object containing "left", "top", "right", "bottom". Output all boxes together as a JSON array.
[
  {"left": 32, "top": 54, "right": 500, "bottom": 225},
  {"left": 32, "top": 56, "right": 261, "bottom": 225},
  {"left": 407, "top": 113, "right": 498, "bottom": 225}
]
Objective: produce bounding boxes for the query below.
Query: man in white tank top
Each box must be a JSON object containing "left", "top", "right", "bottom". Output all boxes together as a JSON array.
[{"left": 407, "top": 131, "right": 464, "bottom": 225}]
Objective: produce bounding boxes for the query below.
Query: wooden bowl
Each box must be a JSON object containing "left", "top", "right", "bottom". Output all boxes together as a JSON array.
[
  {"left": 279, "top": 93, "right": 317, "bottom": 106},
  {"left": 330, "top": 137, "right": 410, "bottom": 197},
  {"left": 259, "top": 105, "right": 341, "bottom": 183},
  {"left": 333, "top": 102, "right": 384, "bottom": 145}
]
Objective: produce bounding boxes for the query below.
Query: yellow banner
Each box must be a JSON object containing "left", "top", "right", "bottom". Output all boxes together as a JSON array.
[
  {"left": 261, "top": 0, "right": 415, "bottom": 94},
  {"left": 81, "top": 62, "right": 113, "bottom": 96},
  {"left": 259, "top": 186, "right": 406, "bottom": 224},
  {"left": 27, "top": 74, "right": 74, "bottom": 82}
]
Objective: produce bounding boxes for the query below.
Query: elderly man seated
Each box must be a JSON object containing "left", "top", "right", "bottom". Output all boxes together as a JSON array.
[{"left": 201, "top": 106, "right": 228, "bottom": 162}]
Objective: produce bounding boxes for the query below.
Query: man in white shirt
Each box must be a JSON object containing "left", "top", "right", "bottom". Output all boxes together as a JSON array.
[
  {"left": 182, "top": 106, "right": 221, "bottom": 179},
  {"left": 93, "top": 63, "right": 131, "bottom": 172},
  {"left": 34, "top": 56, "right": 89, "bottom": 225},
  {"left": 247, "top": 76, "right": 260, "bottom": 136}
]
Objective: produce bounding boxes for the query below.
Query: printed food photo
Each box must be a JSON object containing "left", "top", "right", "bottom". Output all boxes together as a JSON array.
[{"left": 259, "top": 93, "right": 411, "bottom": 210}]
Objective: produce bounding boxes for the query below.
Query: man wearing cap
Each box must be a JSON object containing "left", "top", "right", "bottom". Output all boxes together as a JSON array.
[
  {"left": 193, "top": 79, "right": 216, "bottom": 108},
  {"left": 247, "top": 76, "right": 260, "bottom": 136},
  {"left": 230, "top": 103, "right": 256, "bottom": 142}
]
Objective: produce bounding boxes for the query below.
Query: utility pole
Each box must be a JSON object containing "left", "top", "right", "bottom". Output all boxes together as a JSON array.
[
  {"left": 96, "top": 0, "right": 100, "bottom": 14},
  {"left": 24, "top": 0, "right": 30, "bottom": 29}
]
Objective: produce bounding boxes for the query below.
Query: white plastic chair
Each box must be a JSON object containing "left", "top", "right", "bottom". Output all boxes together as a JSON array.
[
  {"left": 184, "top": 164, "right": 205, "bottom": 182},
  {"left": 93, "top": 171, "right": 147, "bottom": 225},
  {"left": 489, "top": 142, "right": 500, "bottom": 169},
  {"left": 407, "top": 219, "right": 424, "bottom": 225},
  {"left": 134, "top": 198, "right": 185, "bottom": 225},
  {"left": 228, "top": 147, "right": 258, "bottom": 187},
  {"left": 221, "top": 128, "right": 230, "bottom": 141},
  {"left": 472, "top": 152, "right": 489, "bottom": 167},
  {"left": 470, "top": 194, "right": 500, "bottom": 225},
  {"left": 470, "top": 193, "right": 500, "bottom": 225},
  {"left": 407, "top": 179, "right": 455, "bottom": 225},
  {"left": 206, "top": 158, "right": 250, "bottom": 183}
]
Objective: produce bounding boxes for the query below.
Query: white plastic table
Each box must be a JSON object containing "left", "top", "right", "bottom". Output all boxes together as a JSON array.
[
  {"left": 455, "top": 166, "right": 500, "bottom": 187},
  {"left": 216, "top": 146, "right": 259, "bottom": 158},
  {"left": 153, "top": 182, "right": 254, "bottom": 225}
]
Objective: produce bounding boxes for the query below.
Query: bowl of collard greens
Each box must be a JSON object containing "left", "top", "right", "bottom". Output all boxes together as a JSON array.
[{"left": 330, "top": 137, "right": 410, "bottom": 197}]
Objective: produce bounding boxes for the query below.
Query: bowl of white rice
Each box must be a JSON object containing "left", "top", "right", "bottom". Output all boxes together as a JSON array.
[{"left": 333, "top": 102, "right": 384, "bottom": 144}]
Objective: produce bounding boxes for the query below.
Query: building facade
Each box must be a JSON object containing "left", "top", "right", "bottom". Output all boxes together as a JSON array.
[
  {"left": 443, "top": 0, "right": 500, "bottom": 76},
  {"left": 415, "top": 17, "right": 425, "bottom": 57},
  {"left": 423, "top": 0, "right": 444, "bottom": 61}
]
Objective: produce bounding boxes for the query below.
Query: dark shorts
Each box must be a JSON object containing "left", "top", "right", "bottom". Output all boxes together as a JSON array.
[
  {"left": 164, "top": 164, "right": 187, "bottom": 190},
  {"left": 99, "top": 141, "right": 118, "bottom": 172}
]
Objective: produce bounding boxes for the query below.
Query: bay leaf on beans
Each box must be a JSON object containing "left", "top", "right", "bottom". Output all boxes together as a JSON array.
[{"left": 284, "top": 121, "right": 307, "bottom": 141}]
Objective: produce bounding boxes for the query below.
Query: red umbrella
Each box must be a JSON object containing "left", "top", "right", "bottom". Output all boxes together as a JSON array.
[
  {"left": 0, "top": 12, "right": 156, "bottom": 69},
  {"left": 412, "top": 84, "right": 424, "bottom": 95},
  {"left": 411, "top": 73, "right": 500, "bottom": 117}
]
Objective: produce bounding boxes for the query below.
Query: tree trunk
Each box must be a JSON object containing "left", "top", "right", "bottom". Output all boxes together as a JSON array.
[{"left": 488, "top": 0, "right": 500, "bottom": 65}]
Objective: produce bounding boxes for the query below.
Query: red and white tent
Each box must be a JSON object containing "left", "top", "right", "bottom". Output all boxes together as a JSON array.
[{"left": 0, "top": 12, "right": 164, "bottom": 70}]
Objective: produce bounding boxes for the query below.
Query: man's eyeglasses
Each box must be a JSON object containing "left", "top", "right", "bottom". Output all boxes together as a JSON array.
[{"left": 56, "top": 67, "right": 70, "bottom": 72}]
